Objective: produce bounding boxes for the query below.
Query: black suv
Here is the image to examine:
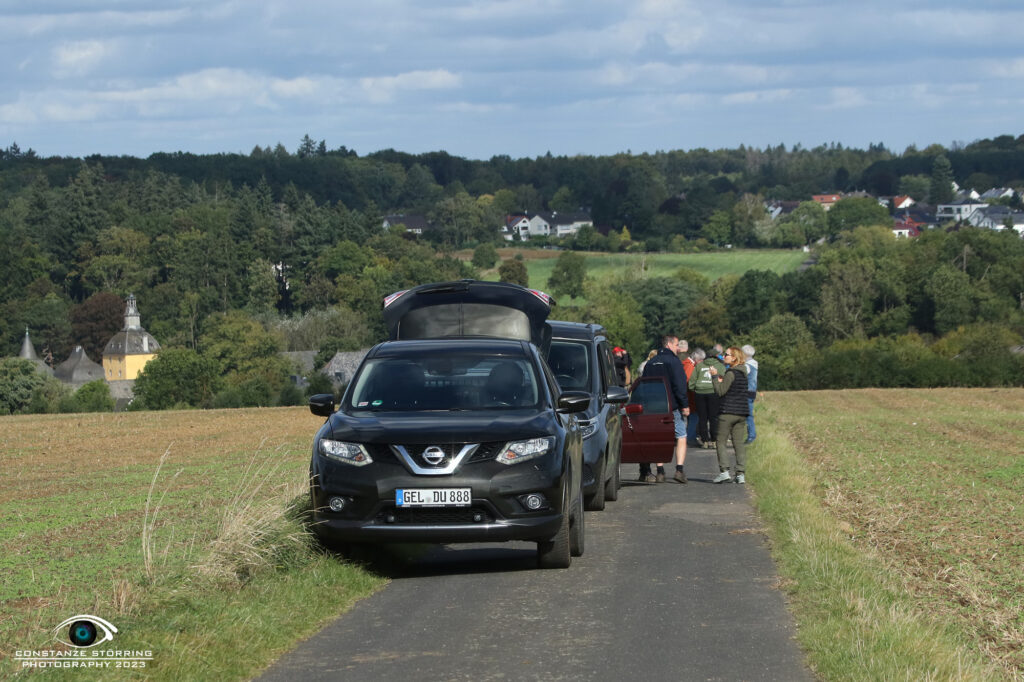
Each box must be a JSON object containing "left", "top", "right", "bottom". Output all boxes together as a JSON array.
[
  {"left": 308, "top": 280, "right": 591, "bottom": 568},
  {"left": 546, "top": 322, "right": 628, "bottom": 511}
]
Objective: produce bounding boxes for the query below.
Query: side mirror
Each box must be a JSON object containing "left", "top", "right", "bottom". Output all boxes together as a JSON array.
[
  {"left": 605, "top": 385, "right": 629, "bottom": 404},
  {"left": 556, "top": 390, "right": 591, "bottom": 414},
  {"left": 309, "top": 393, "right": 335, "bottom": 418},
  {"left": 624, "top": 403, "right": 644, "bottom": 415}
]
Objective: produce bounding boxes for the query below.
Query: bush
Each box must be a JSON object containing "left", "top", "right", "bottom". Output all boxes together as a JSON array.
[
  {"left": 277, "top": 383, "right": 303, "bottom": 407},
  {"left": 304, "top": 371, "right": 335, "bottom": 397},
  {"left": 134, "top": 348, "right": 223, "bottom": 410},
  {"left": 74, "top": 380, "right": 115, "bottom": 412}
]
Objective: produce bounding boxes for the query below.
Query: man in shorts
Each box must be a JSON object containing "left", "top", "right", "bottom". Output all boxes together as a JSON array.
[{"left": 637, "top": 334, "right": 690, "bottom": 483}]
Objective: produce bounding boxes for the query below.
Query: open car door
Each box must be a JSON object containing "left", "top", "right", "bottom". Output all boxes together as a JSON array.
[
  {"left": 620, "top": 376, "right": 677, "bottom": 464},
  {"left": 382, "top": 280, "right": 555, "bottom": 353}
]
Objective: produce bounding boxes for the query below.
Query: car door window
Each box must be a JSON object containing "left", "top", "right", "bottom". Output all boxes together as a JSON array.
[{"left": 628, "top": 378, "right": 670, "bottom": 414}]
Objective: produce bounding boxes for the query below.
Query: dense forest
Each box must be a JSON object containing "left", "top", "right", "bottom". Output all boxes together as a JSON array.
[{"left": 1, "top": 134, "right": 1023, "bottom": 413}]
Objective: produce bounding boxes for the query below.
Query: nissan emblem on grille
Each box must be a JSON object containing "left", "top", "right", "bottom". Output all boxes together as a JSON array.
[{"left": 422, "top": 446, "right": 446, "bottom": 465}]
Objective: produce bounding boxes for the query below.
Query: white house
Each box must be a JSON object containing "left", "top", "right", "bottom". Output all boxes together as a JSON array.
[
  {"left": 502, "top": 214, "right": 531, "bottom": 241},
  {"left": 967, "top": 205, "right": 1024, "bottom": 235},
  {"left": 936, "top": 198, "right": 988, "bottom": 222},
  {"left": 527, "top": 214, "right": 552, "bottom": 238}
]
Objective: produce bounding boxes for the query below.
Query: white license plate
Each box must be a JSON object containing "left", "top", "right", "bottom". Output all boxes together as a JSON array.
[{"left": 395, "top": 488, "right": 472, "bottom": 507}]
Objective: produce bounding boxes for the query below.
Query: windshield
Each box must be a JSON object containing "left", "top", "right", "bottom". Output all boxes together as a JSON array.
[
  {"left": 547, "top": 340, "right": 591, "bottom": 391},
  {"left": 348, "top": 354, "right": 541, "bottom": 411}
]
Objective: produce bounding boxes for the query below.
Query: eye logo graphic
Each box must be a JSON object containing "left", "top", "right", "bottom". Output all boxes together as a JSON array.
[{"left": 54, "top": 615, "right": 118, "bottom": 648}]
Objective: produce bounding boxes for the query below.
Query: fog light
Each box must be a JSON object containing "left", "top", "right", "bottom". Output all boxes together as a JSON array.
[
  {"left": 328, "top": 496, "right": 347, "bottom": 512},
  {"left": 385, "top": 512, "right": 396, "bottom": 523},
  {"left": 472, "top": 513, "right": 483, "bottom": 523},
  {"left": 522, "top": 493, "right": 546, "bottom": 510}
]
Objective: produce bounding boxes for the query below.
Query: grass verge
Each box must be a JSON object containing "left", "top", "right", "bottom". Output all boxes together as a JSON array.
[{"left": 750, "top": 389, "right": 1021, "bottom": 680}]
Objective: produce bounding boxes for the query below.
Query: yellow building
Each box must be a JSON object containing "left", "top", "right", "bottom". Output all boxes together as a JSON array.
[{"left": 102, "top": 294, "right": 160, "bottom": 381}]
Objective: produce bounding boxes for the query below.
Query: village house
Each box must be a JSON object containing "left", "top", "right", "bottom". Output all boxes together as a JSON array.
[
  {"left": 936, "top": 197, "right": 989, "bottom": 222},
  {"left": 502, "top": 211, "right": 593, "bottom": 241}
]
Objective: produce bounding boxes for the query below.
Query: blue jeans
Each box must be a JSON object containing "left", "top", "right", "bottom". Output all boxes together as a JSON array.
[{"left": 746, "top": 398, "right": 756, "bottom": 441}]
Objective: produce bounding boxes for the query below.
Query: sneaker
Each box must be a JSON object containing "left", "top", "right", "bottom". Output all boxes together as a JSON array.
[
  {"left": 655, "top": 472, "right": 666, "bottom": 483},
  {"left": 673, "top": 470, "right": 688, "bottom": 484},
  {"left": 743, "top": 438, "right": 755, "bottom": 445},
  {"left": 643, "top": 474, "right": 657, "bottom": 483},
  {"left": 712, "top": 471, "right": 732, "bottom": 484},
  {"left": 735, "top": 473, "right": 746, "bottom": 484}
]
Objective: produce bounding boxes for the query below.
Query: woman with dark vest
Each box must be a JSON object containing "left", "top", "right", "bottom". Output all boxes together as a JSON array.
[{"left": 708, "top": 346, "right": 749, "bottom": 484}]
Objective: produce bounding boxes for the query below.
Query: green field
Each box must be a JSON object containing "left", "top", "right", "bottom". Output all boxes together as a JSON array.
[{"left": 474, "top": 248, "right": 809, "bottom": 298}]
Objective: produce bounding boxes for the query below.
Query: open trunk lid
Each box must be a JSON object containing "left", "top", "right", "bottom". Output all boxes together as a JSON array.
[{"left": 382, "top": 280, "right": 555, "bottom": 350}]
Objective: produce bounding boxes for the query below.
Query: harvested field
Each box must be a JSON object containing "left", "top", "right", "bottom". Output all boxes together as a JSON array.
[{"left": 761, "top": 388, "right": 1024, "bottom": 677}]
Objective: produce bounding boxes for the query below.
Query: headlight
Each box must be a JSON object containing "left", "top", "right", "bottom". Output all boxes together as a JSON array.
[
  {"left": 319, "top": 440, "right": 372, "bottom": 466},
  {"left": 497, "top": 436, "right": 555, "bottom": 465}
]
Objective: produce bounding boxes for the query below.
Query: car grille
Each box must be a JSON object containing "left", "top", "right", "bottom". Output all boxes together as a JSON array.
[{"left": 376, "top": 506, "right": 495, "bottom": 525}]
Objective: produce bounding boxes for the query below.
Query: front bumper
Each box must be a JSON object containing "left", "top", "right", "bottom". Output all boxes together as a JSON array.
[{"left": 310, "top": 449, "right": 567, "bottom": 544}]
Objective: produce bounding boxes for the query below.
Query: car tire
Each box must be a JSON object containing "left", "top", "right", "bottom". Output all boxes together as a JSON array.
[
  {"left": 584, "top": 457, "right": 606, "bottom": 511},
  {"left": 604, "top": 451, "right": 620, "bottom": 502},
  {"left": 537, "top": 483, "right": 572, "bottom": 569},
  {"left": 570, "top": 488, "right": 585, "bottom": 557}
]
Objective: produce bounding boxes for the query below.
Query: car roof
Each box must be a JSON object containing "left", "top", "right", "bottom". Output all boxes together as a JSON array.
[
  {"left": 369, "top": 337, "right": 532, "bottom": 359},
  {"left": 547, "top": 320, "right": 607, "bottom": 341}
]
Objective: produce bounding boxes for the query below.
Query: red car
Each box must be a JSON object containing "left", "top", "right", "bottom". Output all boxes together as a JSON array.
[{"left": 620, "top": 376, "right": 677, "bottom": 465}]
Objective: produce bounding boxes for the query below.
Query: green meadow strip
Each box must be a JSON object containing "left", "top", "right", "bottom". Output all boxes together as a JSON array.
[{"left": 748, "top": 410, "right": 998, "bottom": 681}]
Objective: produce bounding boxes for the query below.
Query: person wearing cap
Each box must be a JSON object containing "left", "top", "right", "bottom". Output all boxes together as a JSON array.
[
  {"left": 742, "top": 344, "right": 758, "bottom": 444},
  {"left": 613, "top": 346, "right": 632, "bottom": 387}
]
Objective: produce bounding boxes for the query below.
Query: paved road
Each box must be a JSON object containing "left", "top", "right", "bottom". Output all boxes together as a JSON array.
[{"left": 259, "top": 446, "right": 814, "bottom": 682}]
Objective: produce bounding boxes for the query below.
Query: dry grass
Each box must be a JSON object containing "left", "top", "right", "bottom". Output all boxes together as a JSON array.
[{"left": 760, "top": 388, "right": 1024, "bottom": 678}]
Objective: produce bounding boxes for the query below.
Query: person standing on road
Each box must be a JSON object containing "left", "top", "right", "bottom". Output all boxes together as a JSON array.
[
  {"left": 741, "top": 344, "right": 758, "bottom": 444},
  {"left": 637, "top": 334, "right": 690, "bottom": 484},
  {"left": 613, "top": 346, "right": 632, "bottom": 387},
  {"left": 680, "top": 343, "right": 699, "bottom": 447},
  {"left": 688, "top": 348, "right": 725, "bottom": 448},
  {"left": 709, "top": 346, "right": 749, "bottom": 484}
]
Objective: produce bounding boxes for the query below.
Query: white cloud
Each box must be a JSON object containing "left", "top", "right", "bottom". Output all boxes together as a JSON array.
[
  {"left": 722, "top": 88, "right": 793, "bottom": 106},
  {"left": 52, "top": 40, "right": 114, "bottom": 77},
  {"left": 359, "top": 69, "right": 461, "bottom": 103},
  {"left": 822, "top": 87, "right": 868, "bottom": 110}
]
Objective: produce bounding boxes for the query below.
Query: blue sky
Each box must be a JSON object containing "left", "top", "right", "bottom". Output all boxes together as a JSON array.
[{"left": 2, "top": 0, "right": 1023, "bottom": 160}]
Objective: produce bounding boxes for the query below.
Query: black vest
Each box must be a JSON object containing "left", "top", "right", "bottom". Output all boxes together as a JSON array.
[{"left": 720, "top": 367, "right": 749, "bottom": 416}]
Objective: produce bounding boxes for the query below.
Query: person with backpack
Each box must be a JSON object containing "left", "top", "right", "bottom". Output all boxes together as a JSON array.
[{"left": 687, "top": 348, "right": 725, "bottom": 449}]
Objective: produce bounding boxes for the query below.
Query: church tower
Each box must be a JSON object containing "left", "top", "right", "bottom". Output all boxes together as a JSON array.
[{"left": 102, "top": 294, "right": 161, "bottom": 381}]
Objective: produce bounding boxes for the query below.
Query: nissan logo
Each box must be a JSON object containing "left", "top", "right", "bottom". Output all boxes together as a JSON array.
[{"left": 422, "top": 446, "right": 446, "bottom": 465}]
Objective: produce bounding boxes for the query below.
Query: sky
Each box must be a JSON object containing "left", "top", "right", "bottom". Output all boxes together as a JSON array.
[{"left": 2, "top": 0, "right": 1023, "bottom": 161}]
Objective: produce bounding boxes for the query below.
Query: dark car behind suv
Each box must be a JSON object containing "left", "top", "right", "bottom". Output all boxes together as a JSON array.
[
  {"left": 545, "top": 321, "right": 628, "bottom": 510},
  {"left": 307, "top": 280, "right": 591, "bottom": 568}
]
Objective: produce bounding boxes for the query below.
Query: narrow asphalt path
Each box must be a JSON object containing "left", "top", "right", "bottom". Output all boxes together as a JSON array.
[{"left": 259, "top": 446, "right": 814, "bottom": 681}]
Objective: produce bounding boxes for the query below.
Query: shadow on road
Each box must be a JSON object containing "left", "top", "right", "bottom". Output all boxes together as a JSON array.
[{"left": 323, "top": 541, "right": 539, "bottom": 578}]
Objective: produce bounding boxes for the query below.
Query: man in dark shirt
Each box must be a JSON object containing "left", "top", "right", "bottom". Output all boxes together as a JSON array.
[{"left": 638, "top": 334, "right": 690, "bottom": 484}]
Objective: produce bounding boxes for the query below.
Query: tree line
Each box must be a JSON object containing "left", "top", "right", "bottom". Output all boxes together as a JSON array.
[{"left": 1, "top": 135, "right": 1023, "bottom": 413}]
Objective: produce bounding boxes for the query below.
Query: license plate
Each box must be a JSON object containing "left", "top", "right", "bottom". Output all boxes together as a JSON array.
[{"left": 395, "top": 488, "right": 472, "bottom": 507}]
